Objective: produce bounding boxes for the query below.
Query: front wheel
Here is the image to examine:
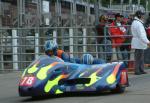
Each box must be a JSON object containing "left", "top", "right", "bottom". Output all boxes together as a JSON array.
[{"left": 111, "top": 85, "right": 126, "bottom": 93}]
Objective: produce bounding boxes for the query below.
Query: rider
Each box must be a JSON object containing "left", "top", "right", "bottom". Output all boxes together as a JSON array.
[
  {"left": 44, "top": 40, "right": 70, "bottom": 62},
  {"left": 81, "top": 54, "right": 94, "bottom": 64},
  {"left": 44, "top": 40, "right": 105, "bottom": 64},
  {"left": 81, "top": 54, "right": 105, "bottom": 65}
]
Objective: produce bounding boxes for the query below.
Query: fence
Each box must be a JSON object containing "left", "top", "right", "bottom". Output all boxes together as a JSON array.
[{"left": 0, "top": 25, "right": 134, "bottom": 71}]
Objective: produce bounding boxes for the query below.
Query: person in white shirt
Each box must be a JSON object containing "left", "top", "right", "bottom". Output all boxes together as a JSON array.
[{"left": 131, "top": 10, "right": 150, "bottom": 75}]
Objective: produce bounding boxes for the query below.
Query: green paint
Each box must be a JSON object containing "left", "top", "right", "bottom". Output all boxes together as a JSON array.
[
  {"left": 85, "top": 72, "right": 101, "bottom": 87},
  {"left": 28, "top": 64, "right": 38, "bottom": 74},
  {"left": 55, "top": 89, "right": 63, "bottom": 94},
  {"left": 37, "top": 64, "right": 52, "bottom": 80},
  {"left": 44, "top": 75, "right": 62, "bottom": 93}
]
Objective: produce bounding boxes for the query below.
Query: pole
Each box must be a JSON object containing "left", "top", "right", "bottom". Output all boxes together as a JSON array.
[
  {"left": 38, "top": 0, "right": 42, "bottom": 26},
  {"left": 35, "top": 32, "right": 39, "bottom": 59},
  {"left": 138, "top": 0, "right": 140, "bottom": 10},
  {"left": 12, "top": 30, "right": 18, "bottom": 70},
  {"left": 0, "top": 0, "right": 4, "bottom": 71},
  {"left": 94, "top": 0, "right": 99, "bottom": 25},
  {"left": 53, "top": 30, "right": 57, "bottom": 43},
  {"left": 110, "top": 0, "right": 112, "bottom": 8},
  {"left": 17, "top": 0, "right": 25, "bottom": 27},
  {"left": 69, "top": 29, "right": 73, "bottom": 58},
  {"left": 56, "top": 0, "right": 61, "bottom": 26},
  {"left": 0, "top": 31, "right": 4, "bottom": 71},
  {"left": 129, "top": 0, "right": 132, "bottom": 12},
  {"left": 121, "top": 0, "right": 124, "bottom": 14},
  {"left": 86, "top": 0, "right": 90, "bottom": 25},
  {"left": 146, "top": 0, "right": 148, "bottom": 13},
  {"left": 83, "top": 28, "right": 87, "bottom": 53},
  {"left": 129, "top": 0, "right": 132, "bottom": 4},
  {"left": 0, "top": 0, "right": 1, "bottom": 17}
]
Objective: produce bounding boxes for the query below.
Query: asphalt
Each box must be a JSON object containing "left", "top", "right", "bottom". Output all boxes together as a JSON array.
[
  {"left": 0, "top": 68, "right": 150, "bottom": 103},
  {"left": 128, "top": 67, "right": 150, "bottom": 78}
]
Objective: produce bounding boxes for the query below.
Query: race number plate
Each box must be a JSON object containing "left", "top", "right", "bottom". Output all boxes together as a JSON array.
[{"left": 19, "top": 76, "right": 36, "bottom": 86}]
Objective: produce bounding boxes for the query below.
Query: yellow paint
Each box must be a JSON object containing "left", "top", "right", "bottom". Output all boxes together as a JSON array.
[
  {"left": 44, "top": 75, "right": 62, "bottom": 93},
  {"left": 36, "top": 64, "right": 53, "bottom": 80},
  {"left": 36, "top": 62, "right": 59, "bottom": 80},
  {"left": 106, "top": 74, "right": 116, "bottom": 84},
  {"left": 85, "top": 72, "right": 101, "bottom": 87},
  {"left": 28, "top": 64, "right": 38, "bottom": 74},
  {"left": 55, "top": 89, "right": 63, "bottom": 94}
]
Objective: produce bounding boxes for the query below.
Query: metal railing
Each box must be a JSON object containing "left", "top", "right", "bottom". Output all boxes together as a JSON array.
[{"left": 0, "top": 25, "right": 133, "bottom": 71}]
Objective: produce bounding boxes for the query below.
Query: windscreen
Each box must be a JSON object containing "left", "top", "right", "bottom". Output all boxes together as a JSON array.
[{"left": 27, "top": 55, "right": 64, "bottom": 68}]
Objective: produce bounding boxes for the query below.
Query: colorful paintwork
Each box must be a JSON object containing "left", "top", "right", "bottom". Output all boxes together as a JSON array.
[{"left": 19, "top": 55, "right": 129, "bottom": 97}]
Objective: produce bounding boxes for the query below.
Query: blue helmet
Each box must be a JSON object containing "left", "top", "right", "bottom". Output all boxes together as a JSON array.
[
  {"left": 81, "top": 54, "right": 94, "bottom": 64},
  {"left": 44, "top": 40, "right": 58, "bottom": 52}
]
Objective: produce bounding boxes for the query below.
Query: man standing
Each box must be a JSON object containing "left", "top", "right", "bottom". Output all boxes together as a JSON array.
[
  {"left": 109, "top": 13, "right": 127, "bottom": 61},
  {"left": 131, "top": 10, "right": 150, "bottom": 75},
  {"left": 96, "top": 15, "right": 112, "bottom": 61}
]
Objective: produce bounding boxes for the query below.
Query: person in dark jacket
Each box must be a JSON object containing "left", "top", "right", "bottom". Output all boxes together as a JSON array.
[
  {"left": 96, "top": 15, "right": 112, "bottom": 61},
  {"left": 145, "top": 12, "right": 150, "bottom": 28}
]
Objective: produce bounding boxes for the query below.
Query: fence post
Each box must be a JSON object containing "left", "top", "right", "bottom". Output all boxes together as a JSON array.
[
  {"left": 83, "top": 28, "right": 87, "bottom": 53},
  {"left": 111, "top": 47, "right": 118, "bottom": 61},
  {"left": 69, "top": 28, "right": 73, "bottom": 58},
  {"left": 35, "top": 32, "right": 39, "bottom": 59},
  {"left": 53, "top": 30, "right": 57, "bottom": 43},
  {"left": 0, "top": 33, "right": 4, "bottom": 71},
  {"left": 12, "top": 30, "right": 18, "bottom": 70},
  {"left": 95, "top": 41, "right": 98, "bottom": 58}
]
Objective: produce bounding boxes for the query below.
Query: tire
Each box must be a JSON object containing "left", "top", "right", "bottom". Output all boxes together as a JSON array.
[{"left": 111, "top": 85, "right": 126, "bottom": 93}]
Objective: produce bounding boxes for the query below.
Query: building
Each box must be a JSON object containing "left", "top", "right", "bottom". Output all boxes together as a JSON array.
[{"left": 0, "top": 0, "right": 97, "bottom": 70}]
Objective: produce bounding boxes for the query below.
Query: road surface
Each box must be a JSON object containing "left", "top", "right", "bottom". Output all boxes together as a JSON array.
[{"left": 0, "top": 70, "right": 150, "bottom": 103}]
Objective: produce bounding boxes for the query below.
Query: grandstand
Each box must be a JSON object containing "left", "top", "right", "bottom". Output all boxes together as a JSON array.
[{"left": 0, "top": 0, "right": 148, "bottom": 27}]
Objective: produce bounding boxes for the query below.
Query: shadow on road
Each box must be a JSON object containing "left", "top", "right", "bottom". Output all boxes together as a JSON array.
[{"left": 20, "top": 91, "right": 121, "bottom": 102}]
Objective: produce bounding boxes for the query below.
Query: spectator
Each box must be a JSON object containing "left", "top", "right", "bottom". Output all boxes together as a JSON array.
[
  {"left": 109, "top": 13, "right": 127, "bottom": 60},
  {"left": 120, "top": 15, "right": 127, "bottom": 25},
  {"left": 96, "top": 15, "right": 112, "bottom": 61},
  {"left": 96, "top": 15, "right": 108, "bottom": 44},
  {"left": 126, "top": 13, "right": 134, "bottom": 49},
  {"left": 145, "top": 12, "right": 150, "bottom": 28},
  {"left": 131, "top": 10, "right": 150, "bottom": 75},
  {"left": 146, "top": 26, "right": 150, "bottom": 40},
  {"left": 127, "top": 14, "right": 134, "bottom": 25},
  {"left": 120, "top": 15, "right": 132, "bottom": 66},
  {"left": 145, "top": 12, "right": 150, "bottom": 40}
]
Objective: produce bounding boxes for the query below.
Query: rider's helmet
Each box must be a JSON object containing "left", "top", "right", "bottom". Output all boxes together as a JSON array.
[
  {"left": 44, "top": 40, "right": 58, "bottom": 54},
  {"left": 81, "top": 54, "right": 94, "bottom": 65}
]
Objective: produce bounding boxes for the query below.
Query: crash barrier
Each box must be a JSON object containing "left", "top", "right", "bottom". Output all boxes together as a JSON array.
[{"left": 0, "top": 26, "right": 136, "bottom": 71}]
